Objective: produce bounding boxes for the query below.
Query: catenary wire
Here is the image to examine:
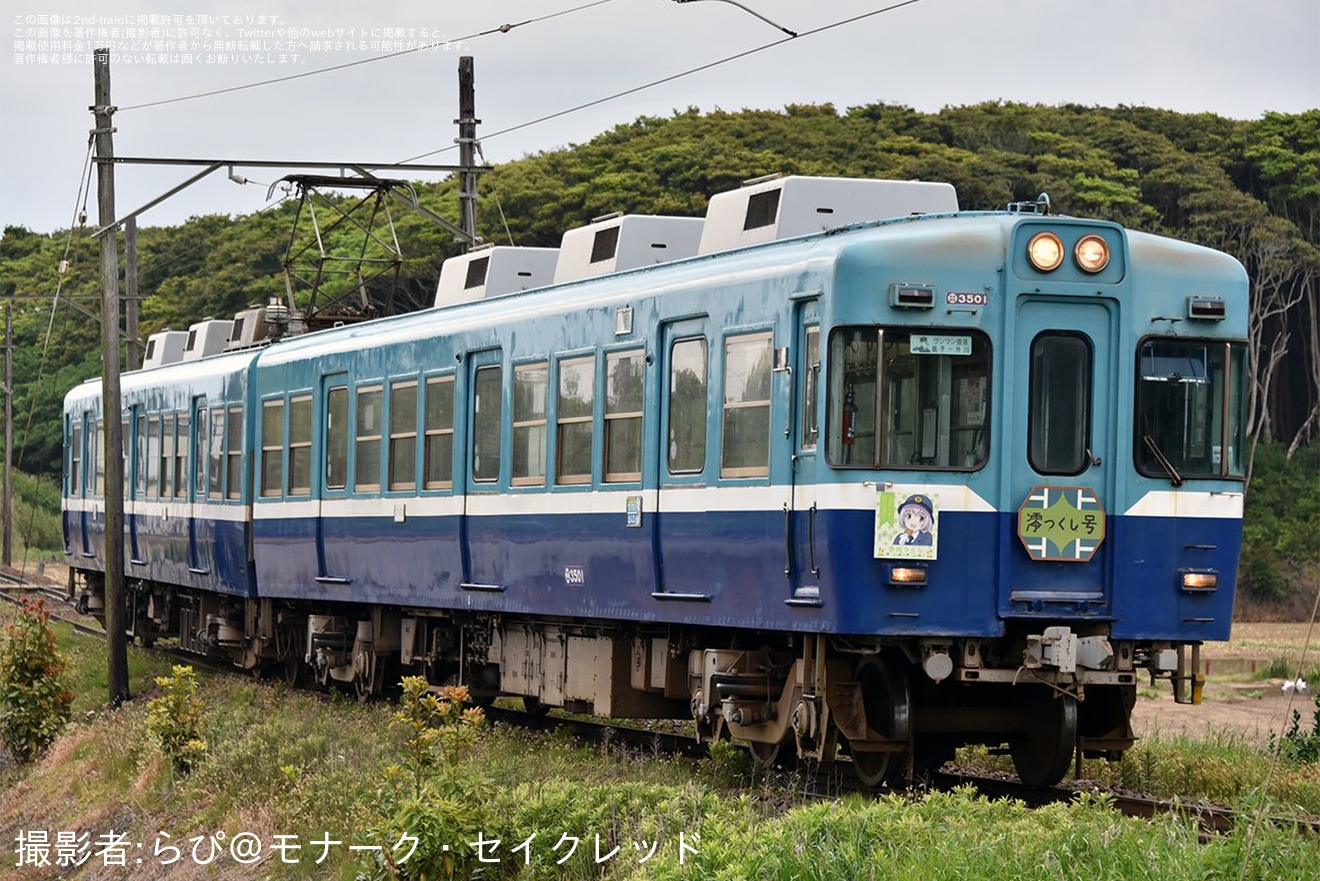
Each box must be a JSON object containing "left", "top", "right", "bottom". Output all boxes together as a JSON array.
[
  {"left": 116, "top": 0, "right": 616, "bottom": 112},
  {"left": 399, "top": 0, "right": 927, "bottom": 163}
]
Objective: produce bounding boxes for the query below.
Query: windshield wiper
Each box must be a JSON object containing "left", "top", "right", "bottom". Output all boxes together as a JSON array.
[{"left": 1142, "top": 435, "right": 1184, "bottom": 487}]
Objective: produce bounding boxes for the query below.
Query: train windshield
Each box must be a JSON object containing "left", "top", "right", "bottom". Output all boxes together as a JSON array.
[
  {"left": 1135, "top": 339, "right": 1247, "bottom": 480},
  {"left": 826, "top": 327, "right": 990, "bottom": 470}
]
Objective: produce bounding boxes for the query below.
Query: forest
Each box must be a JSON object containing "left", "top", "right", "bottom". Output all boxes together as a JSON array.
[{"left": 1, "top": 101, "right": 1316, "bottom": 601}]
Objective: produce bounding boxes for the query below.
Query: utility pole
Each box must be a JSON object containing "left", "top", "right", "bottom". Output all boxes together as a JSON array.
[
  {"left": 2, "top": 303, "right": 11, "bottom": 569},
  {"left": 456, "top": 56, "right": 479, "bottom": 245},
  {"left": 124, "top": 217, "right": 141, "bottom": 369},
  {"left": 92, "top": 47, "right": 130, "bottom": 706}
]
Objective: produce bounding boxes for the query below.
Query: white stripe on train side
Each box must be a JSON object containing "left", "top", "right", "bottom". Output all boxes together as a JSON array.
[
  {"left": 67, "top": 487, "right": 1242, "bottom": 522},
  {"left": 1122, "top": 490, "right": 1244, "bottom": 519}
]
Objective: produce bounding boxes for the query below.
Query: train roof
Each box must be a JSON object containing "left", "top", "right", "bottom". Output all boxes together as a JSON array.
[
  {"left": 254, "top": 209, "right": 969, "bottom": 366},
  {"left": 65, "top": 345, "right": 263, "bottom": 410},
  {"left": 65, "top": 197, "right": 1249, "bottom": 407}
]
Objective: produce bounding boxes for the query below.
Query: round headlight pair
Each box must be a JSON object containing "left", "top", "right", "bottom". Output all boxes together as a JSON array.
[{"left": 1026, "top": 232, "right": 1111, "bottom": 273}]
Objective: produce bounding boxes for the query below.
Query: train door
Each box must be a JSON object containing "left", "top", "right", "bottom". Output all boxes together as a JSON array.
[
  {"left": 1004, "top": 298, "right": 1117, "bottom": 619},
  {"left": 652, "top": 318, "right": 711, "bottom": 599},
  {"left": 186, "top": 398, "right": 209, "bottom": 576},
  {"left": 128, "top": 408, "right": 144, "bottom": 565},
  {"left": 787, "top": 303, "right": 823, "bottom": 602},
  {"left": 73, "top": 413, "right": 92, "bottom": 558},
  {"left": 317, "top": 374, "right": 351, "bottom": 585},
  {"left": 461, "top": 350, "right": 504, "bottom": 590}
]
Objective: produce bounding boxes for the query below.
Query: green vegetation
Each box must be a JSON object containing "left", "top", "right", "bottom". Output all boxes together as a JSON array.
[
  {"left": 1253, "top": 654, "right": 1320, "bottom": 685},
  {"left": 360, "top": 678, "right": 490, "bottom": 880},
  {"left": 6, "top": 470, "right": 64, "bottom": 561},
  {"left": 0, "top": 615, "right": 1317, "bottom": 878},
  {"left": 145, "top": 664, "right": 208, "bottom": 775},
  {"left": 0, "top": 597, "right": 73, "bottom": 762},
  {"left": 1239, "top": 443, "right": 1320, "bottom": 601}
]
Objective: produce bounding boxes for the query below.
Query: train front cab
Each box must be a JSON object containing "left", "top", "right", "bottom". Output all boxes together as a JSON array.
[
  {"left": 964, "top": 219, "right": 1244, "bottom": 783},
  {"left": 782, "top": 214, "right": 1250, "bottom": 787}
]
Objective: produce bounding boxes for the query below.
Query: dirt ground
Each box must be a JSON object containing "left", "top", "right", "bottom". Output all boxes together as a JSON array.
[{"left": 1131, "top": 622, "right": 1320, "bottom": 745}]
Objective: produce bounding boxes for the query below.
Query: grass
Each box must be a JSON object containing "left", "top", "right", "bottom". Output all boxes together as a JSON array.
[
  {"left": 2, "top": 621, "right": 1320, "bottom": 879},
  {"left": 1252, "top": 655, "right": 1320, "bottom": 684},
  {"left": 957, "top": 720, "right": 1320, "bottom": 818}
]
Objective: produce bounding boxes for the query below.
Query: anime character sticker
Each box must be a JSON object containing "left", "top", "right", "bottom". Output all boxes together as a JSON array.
[{"left": 874, "top": 491, "right": 939, "bottom": 560}]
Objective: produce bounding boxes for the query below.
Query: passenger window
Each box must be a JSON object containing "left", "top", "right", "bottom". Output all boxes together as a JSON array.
[
  {"left": 556, "top": 356, "right": 595, "bottom": 485},
  {"left": 226, "top": 407, "right": 243, "bottom": 500},
  {"left": 208, "top": 408, "right": 224, "bottom": 499},
  {"left": 802, "top": 327, "right": 820, "bottom": 450},
  {"left": 721, "top": 332, "right": 772, "bottom": 478},
  {"left": 288, "top": 395, "right": 313, "bottom": 496},
  {"left": 135, "top": 414, "right": 146, "bottom": 498},
  {"left": 121, "top": 418, "right": 129, "bottom": 499},
  {"left": 71, "top": 421, "right": 83, "bottom": 496},
  {"left": 512, "top": 363, "right": 548, "bottom": 486},
  {"left": 193, "top": 406, "right": 208, "bottom": 499},
  {"left": 472, "top": 365, "right": 502, "bottom": 483},
  {"left": 325, "top": 387, "right": 348, "bottom": 491},
  {"left": 92, "top": 420, "right": 104, "bottom": 497},
  {"left": 423, "top": 376, "right": 454, "bottom": 489},
  {"left": 173, "top": 415, "right": 188, "bottom": 499},
  {"left": 1029, "top": 333, "right": 1091, "bottom": 475},
  {"left": 355, "top": 387, "right": 383, "bottom": 491},
  {"left": 827, "top": 328, "right": 990, "bottom": 470},
  {"left": 146, "top": 415, "right": 159, "bottom": 498},
  {"left": 260, "top": 401, "right": 283, "bottom": 497},
  {"left": 667, "top": 338, "right": 707, "bottom": 475},
  {"left": 161, "top": 414, "right": 176, "bottom": 498},
  {"left": 389, "top": 381, "right": 418, "bottom": 491},
  {"left": 605, "top": 349, "right": 644, "bottom": 482}
]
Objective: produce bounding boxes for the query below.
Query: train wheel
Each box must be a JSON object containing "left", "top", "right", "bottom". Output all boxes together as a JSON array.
[
  {"left": 522, "top": 695, "right": 551, "bottom": 717},
  {"left": 1010, "top": 694, "right": 1077, "bottom": 787},
  {"left": 749, "top": 739, "right": 786, "bottom": 766},
  {"left": 354, "top": 665, "right": 385, "bottom": 702},
  {"left": 850, "top": 655, "right": 912, "bottom": 788}
]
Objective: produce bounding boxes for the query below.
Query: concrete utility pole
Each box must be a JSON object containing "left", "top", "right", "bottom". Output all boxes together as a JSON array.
[
  {"left": 124, "top": 217, "right": 141, "bottom": 369},
  {"left": 92, "top": 47, "right": 130, "bottom": 706},
  {"left": 456, "top": 56, "right": 479, "bottom": 245}
]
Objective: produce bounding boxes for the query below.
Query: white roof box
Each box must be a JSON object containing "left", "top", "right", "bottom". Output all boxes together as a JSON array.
[
  {"left": 435, "top": 245, "right": 559, "bottom": 307},
  {"left": 181, "top": 319, "right": 234, "bottom": 362},
  {"left": 554, "top": 214, "right": 704, "bottom": 283},
  {"left": 697, "top": 175, "right": 959, "bottom": 254},
  {"left": 141, "top": 330, "right": 189, "bottom": 369},
  {"left": 227, "top": 304, "right": 270, "bottom": 350}
]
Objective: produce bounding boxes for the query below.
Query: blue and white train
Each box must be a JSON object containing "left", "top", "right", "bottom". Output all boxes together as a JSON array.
[{"left": 63, "top": 175, "right": 1248, "bottom": 786}]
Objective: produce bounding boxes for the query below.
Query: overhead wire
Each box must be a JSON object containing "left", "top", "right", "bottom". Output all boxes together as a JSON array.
[
  {"left": 116, "top": 0, "right": 616, "bottom": 113},
  {"left": 400, "top": 0, "right": 928, "bottom": 162},
  {"left": 10, "top": 136, "right": 96, "bottom": 573}
]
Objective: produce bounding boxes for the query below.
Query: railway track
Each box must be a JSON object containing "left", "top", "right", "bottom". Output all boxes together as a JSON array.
[{"left": 3, "top": 582, "right": 1315, "bottom": 839}]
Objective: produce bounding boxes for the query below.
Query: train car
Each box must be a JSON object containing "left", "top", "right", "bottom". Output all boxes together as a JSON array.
[
  {"left": 63, "top": 348, "right": 260, "bottom": 652},
  {"left": 63, "top": 176, "right": 1249, "bottom": 787}
]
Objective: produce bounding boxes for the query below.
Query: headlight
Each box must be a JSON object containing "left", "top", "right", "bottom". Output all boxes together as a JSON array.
[
  {"left": 1075, "top": 234, "right": 1111, "bottom": 273},
  {"left": 1027, "top": 232, "right": 1064, "bottom": 272}
]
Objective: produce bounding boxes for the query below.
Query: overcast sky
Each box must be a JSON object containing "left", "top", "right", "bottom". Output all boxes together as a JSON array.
[{"left": 2, "top": 0, "right": 1317, "bottom": 235}]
